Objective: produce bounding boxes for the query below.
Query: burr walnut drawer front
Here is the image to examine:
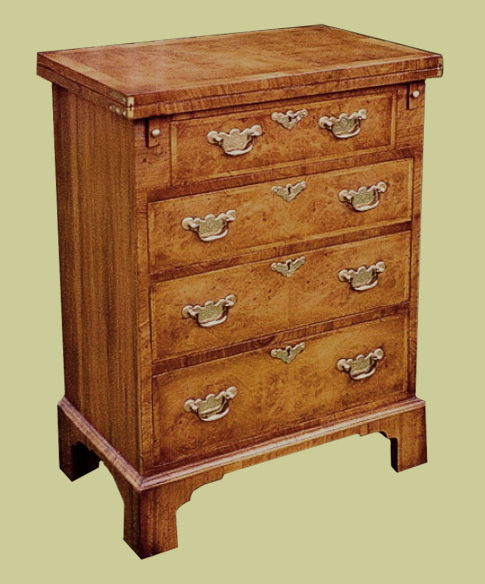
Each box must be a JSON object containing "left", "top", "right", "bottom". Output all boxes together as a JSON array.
[
  {"left": 149, "top": 158, "right": 412, "bottom": 273},
  {"left": 152, "top": 313, "right": 408, "bottom": 468},
  {"left": 151, "top": 231, "right": 410, "bottom": 361},
  {"left": 171, "top": 88, "right": 396, "bottom": 185}
]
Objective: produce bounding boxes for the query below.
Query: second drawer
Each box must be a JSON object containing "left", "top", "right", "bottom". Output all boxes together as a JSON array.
[
  {"left": 151, "top": 231, "right": 410, "bottom": 361},
  {"left": 148, "top": 158, "right": 412, "bottom": 273}
]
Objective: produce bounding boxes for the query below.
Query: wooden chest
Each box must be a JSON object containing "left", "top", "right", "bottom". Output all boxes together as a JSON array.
[{"left": 37, "top": 25, "right": 442, "bottom": 558}]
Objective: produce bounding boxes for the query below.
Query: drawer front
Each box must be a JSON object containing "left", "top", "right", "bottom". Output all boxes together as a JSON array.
[
  {"left": 149, "top": 158, "right": 412, "bottom": 273},
  {"left": 172, "top": 89, "right": 396, "bottom": 185},
  {"left": 151, "top": 231, "right": 410, "bottom": 361},
  {"left": 152, "top": 314, "right": 408, "bottom": 467}
]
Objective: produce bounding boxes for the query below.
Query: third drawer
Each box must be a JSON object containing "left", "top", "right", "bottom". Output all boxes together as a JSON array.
[{"left": 151, "top": 231, "right": 410, "bottom": 361}]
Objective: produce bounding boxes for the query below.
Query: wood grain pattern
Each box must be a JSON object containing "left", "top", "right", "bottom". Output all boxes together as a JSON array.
[
  {"left": 39, "top": 60, "right": 442, "bottom": 119},
  {"left": 37, "top": 25, "right": 442, "bottom": 117},
  {"left": 377, "top": 80, "right": 426, "bottom": 394},
  {"left": 57, "top": 398, "right": 224, "bottom": 557},
  {"left": 149, "top": 158, "right": 412, "bottom": 273},
  {"left": 134, "top": 116, "right": 171, "bottom": 191},
  {"left": 150, "top": 221, "right": 410, "bottom": 284},
  {"left": 152, "top": 313, "right": 409, "bottom": 468},
  {"left": 58, "top": 393, "right": 426, "bottom": 558},
  {"left": 151, "top": 303, "right": 408, "bottom": 375},
  {"left": 39, "top": 25, "right": 441, "bottom": 559},
  {"left": 137, "top": 86, "right": 415, "bottom": 199},
  {"left": 395, "top": 83, "right": 426, "bottom": 395},
  {"left": 171, "top": 89, "right": 395, "bottom": 184},
  {"left": 141, "top": 147, "right": 416, "bottom": 204},
  {"left": 151, "top": 231, "right": 410, "bottom": 361},
  {"left": 52, "top": 86, "right": 152, "bottom": 472}
]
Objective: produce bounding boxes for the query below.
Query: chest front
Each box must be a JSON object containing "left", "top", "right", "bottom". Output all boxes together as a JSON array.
[{"left": 37, "top": 25, "right": 442, "bottom": 558}]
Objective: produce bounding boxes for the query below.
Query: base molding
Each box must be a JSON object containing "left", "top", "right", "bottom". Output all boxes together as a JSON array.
[{"left": 58, "top": 396, "right": 427, "bottom": 558}]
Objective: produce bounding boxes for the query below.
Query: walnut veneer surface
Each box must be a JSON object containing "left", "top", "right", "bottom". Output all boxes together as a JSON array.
[{"left": 37, "top": 25, "right": 442, "bottom": 558}]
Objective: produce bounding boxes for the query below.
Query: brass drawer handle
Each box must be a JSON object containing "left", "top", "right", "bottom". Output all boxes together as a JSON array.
[
  {"left": 271, "top": 256, "right": 306, "bottom": 278},
  {"left": 271, "top": 109, "right": 308, "bottom": 129},
  {"left": 339, "top": 181, "right": 387, "bottom": 212},
  {"left": 182, "top": 294, "right": 236, "bottom": 328},
  {"left": 318, "top": 109, "right": 368, "bottom": 138},
  {"left": 338, "top": 261, "right": 386, "bottom": 292},
  {"left": 271, "top": 342, "right": 306, "bottom": 364},
  {"left": 182, "top": 210, "right": 236, "bottom": 242},
  {"left": 271, "top": 181, "right": 307, "bottom": 202},
  {"left": 337, "top": 348, "right": 384, "bottom": 380},
  {"left": 207, "top": 125, "right": 263, "bottom": 156},
  {"left": 184, "top": 386, "right": 238, "bottom": 422}
]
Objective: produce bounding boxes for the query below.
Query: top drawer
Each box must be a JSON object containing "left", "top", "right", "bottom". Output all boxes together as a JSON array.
[{"left": 171, "top": 88, "right": 396, "bottom": 185}]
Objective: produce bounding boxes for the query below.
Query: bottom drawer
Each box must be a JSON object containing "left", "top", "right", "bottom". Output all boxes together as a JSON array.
[{"left": 152, "top": 313, "right": 409, "bottom": 468}]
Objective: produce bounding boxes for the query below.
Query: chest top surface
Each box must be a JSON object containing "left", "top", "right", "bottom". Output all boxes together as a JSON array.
[{"left": 37, "top": 25, "right": 442, "bottom": 117}]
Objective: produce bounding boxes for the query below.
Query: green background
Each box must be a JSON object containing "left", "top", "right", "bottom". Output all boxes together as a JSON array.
[{"left": 1, "top": 2, "right": 483, "bottom": 582}]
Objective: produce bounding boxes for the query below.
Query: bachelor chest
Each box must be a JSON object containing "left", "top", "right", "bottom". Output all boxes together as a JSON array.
[{"left": 37, "top": 25, "right": 442, "bottom": 558}]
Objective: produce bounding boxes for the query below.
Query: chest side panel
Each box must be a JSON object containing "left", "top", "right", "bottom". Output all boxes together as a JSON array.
[{"left": 52, "top": 86, "right": 150, "bottom": 471}]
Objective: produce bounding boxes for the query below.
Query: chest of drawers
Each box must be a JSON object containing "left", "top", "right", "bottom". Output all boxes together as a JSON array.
[{"left": 37, "top": 25, "right": 442, "bottom": 558}]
